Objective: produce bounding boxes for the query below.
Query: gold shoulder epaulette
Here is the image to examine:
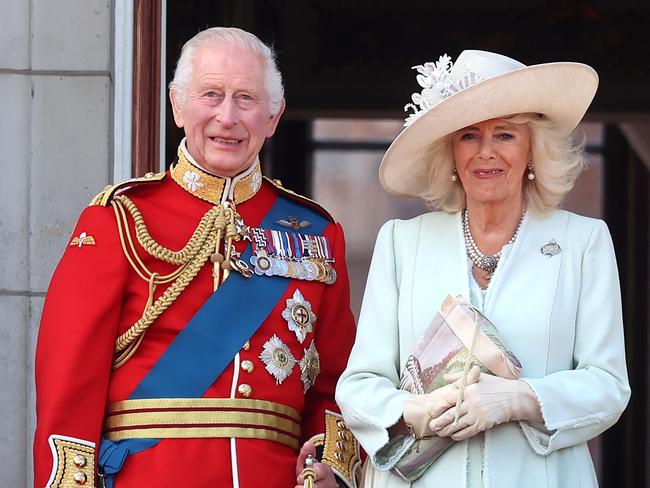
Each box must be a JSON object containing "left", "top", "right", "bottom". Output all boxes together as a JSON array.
[
  {"left": 264, "top": 176, "right": 335, "bottom": 223},
  {"left": 89, "top": 171, "right": 166, "bottom": 207}
]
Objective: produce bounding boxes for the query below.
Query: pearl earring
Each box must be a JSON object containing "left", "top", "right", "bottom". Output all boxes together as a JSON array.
[
  {"left": 527, "top": 161, "right": 535, "bottom": 181},
  {"left": 451, "top": 164, "right": 458, "bottom": 182}
]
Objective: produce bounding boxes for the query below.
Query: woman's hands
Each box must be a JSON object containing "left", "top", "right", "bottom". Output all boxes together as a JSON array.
[
  {"left": 294, "top": 441, "right": 338, "bottom": 488},
  {"left": 403, "top": 373, "right": 480, "bottom": 437},
  {"left": 428, "top": 366, "right": 543, "bottom": 441},
  {"left": 401, "top": 366, "right": 543, "bottom": 441}
]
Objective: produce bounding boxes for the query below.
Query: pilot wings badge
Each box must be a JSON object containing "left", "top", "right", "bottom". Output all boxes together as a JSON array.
[
  {"left": 275, "top": 216, "right": 311, "bottom": 230},
  {"left": 69, "top": 232, "right": 96, "bottom": 248}
]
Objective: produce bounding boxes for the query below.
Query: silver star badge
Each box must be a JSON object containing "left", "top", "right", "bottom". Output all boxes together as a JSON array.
[
  {"left": 282, "top": 289, "right": 316, "bottom": 343},
  {"left": 234, "top": 217, "right": 251, "bottom": 241},
  {"left": 259, "top": 335, "right": 296, "bottom": 385}
]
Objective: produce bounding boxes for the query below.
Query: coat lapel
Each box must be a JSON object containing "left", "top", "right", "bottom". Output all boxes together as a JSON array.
[
  {"left": 485, "top": 210, "right": 569, "bottom": 376},
  {"left": 406, "top": 212, "right": 469, "bottom": 342}
]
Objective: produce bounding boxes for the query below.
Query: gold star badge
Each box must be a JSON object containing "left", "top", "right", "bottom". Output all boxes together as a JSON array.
[{"left": 299, "top": 340, "right": 320, "bottom": 393}]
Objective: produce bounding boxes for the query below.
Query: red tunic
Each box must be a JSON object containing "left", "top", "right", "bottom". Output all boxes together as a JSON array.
[{"left": 33, "top": 154, "right": 356, "bottom": 488}]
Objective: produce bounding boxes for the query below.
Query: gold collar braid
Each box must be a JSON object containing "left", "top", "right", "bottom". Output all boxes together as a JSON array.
[
  {"left": 110, "top": 194, "right": 252, "bottom": 369},
  {"left": 170, "top": 146, "right": 263, "bottom": 206}
]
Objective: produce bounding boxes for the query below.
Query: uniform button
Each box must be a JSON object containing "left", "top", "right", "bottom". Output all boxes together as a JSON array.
[
  {"left": 242, "top": 340, "right": 250, "bottom": 351},
  {"left": 241, "top": 360, "right": 254, "bottom": 373},
  {"left": 73, "top": 455, "right": 87, "bottom": 467},
  {"left": 73, "top": 471, "right": 87, "bottom": 484},
  {"left": 238, "top": 384, "right": 252, "bottom": 397}
]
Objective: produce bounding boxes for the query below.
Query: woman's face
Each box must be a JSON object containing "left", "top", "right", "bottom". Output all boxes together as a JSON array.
[{"left": 452, "top": 118, "right": 531, "bottom": 208}]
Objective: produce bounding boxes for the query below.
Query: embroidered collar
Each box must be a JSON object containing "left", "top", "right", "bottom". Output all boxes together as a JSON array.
[{"left": 170, "top": 141, "right": 263, "bottom": 206}]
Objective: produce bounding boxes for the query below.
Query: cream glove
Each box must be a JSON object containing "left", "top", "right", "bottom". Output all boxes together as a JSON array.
[
  {"left": 428, "top": 371, "right": 543, "bottom": 441},
  {"left": 403, "top": 376, "right": 478, "bottom": 438}
]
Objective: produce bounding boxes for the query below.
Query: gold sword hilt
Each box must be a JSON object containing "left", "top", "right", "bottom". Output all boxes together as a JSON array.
[{"left": 301, "top": 454, "right": 316, "bottom": 488}]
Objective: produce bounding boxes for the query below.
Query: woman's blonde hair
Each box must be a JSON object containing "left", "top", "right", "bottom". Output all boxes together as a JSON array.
[{"left": 421, "top": 113, "right": 589, "bottom": 214}]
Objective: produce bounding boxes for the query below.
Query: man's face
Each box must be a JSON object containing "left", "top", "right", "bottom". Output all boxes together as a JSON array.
[{"left": 170, "top": 44, "right": 284, "bottom": 177}]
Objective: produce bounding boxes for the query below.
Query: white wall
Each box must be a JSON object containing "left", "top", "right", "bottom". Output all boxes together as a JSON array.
[{"left": 0, "top": 1, "right": 113, "bottom": 485}]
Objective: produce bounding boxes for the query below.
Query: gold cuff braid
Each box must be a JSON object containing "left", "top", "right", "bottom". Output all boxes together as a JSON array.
[
  {"left": 321, "top": 411, "right": 361, "bottom": 488},
  {"left": 46, "top": 436, "right": 95, "bottom": 488}
]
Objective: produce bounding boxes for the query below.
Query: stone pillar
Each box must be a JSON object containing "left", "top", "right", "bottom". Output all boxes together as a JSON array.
[{"left": 0, "top": 1, "right": 113, "bottom": 486}]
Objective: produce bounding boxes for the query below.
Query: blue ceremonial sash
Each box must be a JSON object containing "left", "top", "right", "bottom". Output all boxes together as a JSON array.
[{"left": 99, "top": 195, "right": 329, "bottom": 486}]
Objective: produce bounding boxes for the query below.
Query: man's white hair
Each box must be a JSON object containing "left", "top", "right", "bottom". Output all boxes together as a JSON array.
[{"left": 169, "top": 27, "right": 284, "bottom": 115}]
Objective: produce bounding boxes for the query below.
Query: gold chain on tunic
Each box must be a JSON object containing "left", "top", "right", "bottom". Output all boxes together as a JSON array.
[{"left": 110, "top": 194, "right": 245, "bottom": 369}]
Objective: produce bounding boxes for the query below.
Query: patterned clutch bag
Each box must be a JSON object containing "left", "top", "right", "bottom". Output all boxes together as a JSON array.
[{"left": 374, "top": 294, "right": 522, "bottom": 482}]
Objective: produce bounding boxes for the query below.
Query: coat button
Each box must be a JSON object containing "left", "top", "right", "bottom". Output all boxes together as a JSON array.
[
  {"left": 241, "top": 360, "right": 254, "bottom": 373},
  {"left": 73, "top": 472, "right": 87, "bottom": 484},
  {"left": 73, "top": 455, "right": 87, "bottom": 467},
  {"left": 238, "top": 384, "right": 252, "bottom": 397}
]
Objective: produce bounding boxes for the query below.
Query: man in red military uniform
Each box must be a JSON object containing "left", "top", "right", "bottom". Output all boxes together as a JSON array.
[{"left": 34, "top": 27, "right": 359, "bottom": 488}]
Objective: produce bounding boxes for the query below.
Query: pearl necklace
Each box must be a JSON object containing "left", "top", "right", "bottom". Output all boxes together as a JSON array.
[{"left": 462, "top": 208, "right": 526, "bottom": 277}]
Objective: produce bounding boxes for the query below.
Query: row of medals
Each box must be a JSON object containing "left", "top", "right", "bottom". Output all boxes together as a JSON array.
[
  {"left": 219, "top": 221, "right": 337, "bottom": 285},
  {"left": 251, "top": 249, "right": 337, "bottom": 284}
]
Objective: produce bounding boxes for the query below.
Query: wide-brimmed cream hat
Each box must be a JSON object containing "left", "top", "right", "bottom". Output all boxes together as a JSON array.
[{"left": 379, "top": 50, "right": 598, "bottom": 197}]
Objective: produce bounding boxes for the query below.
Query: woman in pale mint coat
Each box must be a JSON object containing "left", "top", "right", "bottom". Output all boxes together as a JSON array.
[{"left": 335, "top": 50, "right": 630, "bottom": 488}]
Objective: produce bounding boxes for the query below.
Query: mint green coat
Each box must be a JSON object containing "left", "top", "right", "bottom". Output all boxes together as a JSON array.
[{"left": 336, "top": 210, "right": 630, "bottom": 488}]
